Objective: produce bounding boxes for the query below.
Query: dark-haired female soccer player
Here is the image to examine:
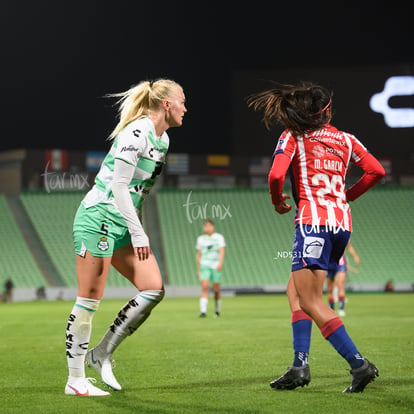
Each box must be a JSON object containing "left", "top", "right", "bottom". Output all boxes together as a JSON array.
[{"left": 248, "top": 82, "right": 384, "bottom": 393}]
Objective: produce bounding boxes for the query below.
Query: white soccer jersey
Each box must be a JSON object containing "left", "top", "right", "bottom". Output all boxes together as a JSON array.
[
  {"left": 196, "top": 233, "right": 226, "bottom": 269},
  {"left": 82, "top": 117, "right": 169, "bottom": 212}
]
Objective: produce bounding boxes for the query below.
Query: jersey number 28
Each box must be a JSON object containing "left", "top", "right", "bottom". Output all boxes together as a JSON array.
[{"left": 312, "top": 173, "right": 345, "bottom": 207}]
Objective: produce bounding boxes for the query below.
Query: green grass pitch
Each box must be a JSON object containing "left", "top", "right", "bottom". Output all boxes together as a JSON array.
[{"left": 0, "top": 293, "right": 413, "bottom": 413}]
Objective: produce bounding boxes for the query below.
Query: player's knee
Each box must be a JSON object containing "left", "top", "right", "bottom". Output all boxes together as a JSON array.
[
  {"left": 298, "top": 299, "right": 313, "bottom": 316},
  {"left": 78, "top": 287, "right": 104, "bottom": 300}
]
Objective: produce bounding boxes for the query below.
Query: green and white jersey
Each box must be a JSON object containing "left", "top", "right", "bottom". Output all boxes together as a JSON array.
[
  {"left": 83, "top": 117, "right": 169, "bottom": 211},
  {"left": 196, "top": 232, "right": 226, "bottom": 269}
]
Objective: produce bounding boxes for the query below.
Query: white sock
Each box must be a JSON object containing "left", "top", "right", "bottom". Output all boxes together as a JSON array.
[
  {"left": 66, "top": 296, "right": 100, "bottom": 380},
  {"left": 200, "top": 297, "right": 208, "bottom": 313},
  {"left": 96, "top": 290, "right": 164, "bottom": 356},
  {"left": 215, "top": 299, "right": 222, "bottom": 313}
]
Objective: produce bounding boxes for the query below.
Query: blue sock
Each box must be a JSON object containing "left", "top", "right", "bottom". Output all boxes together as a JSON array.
[
  {"left": 292, "top": 319, "right": 312, "bottom": 367},
  {"left": 327, "top": 325, "right": 364, "bottom": 369},
  {"left": 293, "top": 351, "right": 309, "bottom": 367}
]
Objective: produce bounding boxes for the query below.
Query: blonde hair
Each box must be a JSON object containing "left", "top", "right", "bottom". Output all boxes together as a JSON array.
[{"left": 108, "top": 79, "right": 182, "bottom": 140}]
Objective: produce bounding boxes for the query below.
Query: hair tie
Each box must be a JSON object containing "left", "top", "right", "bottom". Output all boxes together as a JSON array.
[{"left": 312, "top": 97, "right": 331, "bottom": 115}]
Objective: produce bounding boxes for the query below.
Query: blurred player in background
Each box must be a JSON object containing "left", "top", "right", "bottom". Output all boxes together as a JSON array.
[
  {"left": 327, "top": 242, "right": 360, "bottom": 316},
  {"left": 248, "top": 81, "right": 384, "bottom": 393},
  {"left": 3, "top": 278, "right": 14, "bottom": 302},
  {"left": 196, "top": 219, "right": 226, "bottom": 317},
  {"left": 64, "top": 79, "right": 187, "bottom": 396}
]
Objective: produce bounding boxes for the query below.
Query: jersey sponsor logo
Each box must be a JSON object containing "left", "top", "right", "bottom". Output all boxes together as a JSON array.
[
  {"left": 325, "top": 147, "right": 344, "bottom": 157},
  {"left": 303, "top": 236, "right": 325, "bottom": 258},
  {"left": 133, "top": 129, "right": 141, "bottom": 137},
  {"left": 309, "top": 136, "right": 346, "bottom": 146},
  {"left": 97, "top": 236, "right": 109, "bottom": 251},
  {"left": 312, "top": 144, "right": 344, "bottom": 161},
  {"left": 121, "top": 145, "right": 139, "bottom": 152},
  {"left": 312, "top": 145, "right": 325, "bottom": 158}
]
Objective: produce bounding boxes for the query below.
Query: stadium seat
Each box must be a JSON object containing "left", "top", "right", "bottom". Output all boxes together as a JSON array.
[
  {"left": 156, "top": 186, "right": 414, "bottom": 289},
  {"left": 156, "top": 188, "right": 292, "bottom": 288},
  {"left": 348, "top": 186, "right": 413, "bottom": 287},
  {"left": 2, "top": 186, "right": 411, "bottom": 291},
  {"left": 0, "top": 194, "right": 47, "bottom": 288}
]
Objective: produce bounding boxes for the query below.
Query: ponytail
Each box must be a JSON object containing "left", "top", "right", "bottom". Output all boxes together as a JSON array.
[
  {"left": 108, "top": 79, "right": 182, "bottom": 140},
  {"left": 247, "top": 82, "right": 332, "bottom": 135},
  {"left": 247, "top": 88, "right": 284, "bottom": 130}
]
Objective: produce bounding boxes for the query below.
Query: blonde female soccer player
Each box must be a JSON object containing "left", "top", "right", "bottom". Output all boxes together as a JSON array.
[{"left": 64, "top": 79, "right": 187, "bottom": 396}]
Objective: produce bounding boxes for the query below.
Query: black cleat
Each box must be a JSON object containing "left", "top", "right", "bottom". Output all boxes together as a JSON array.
[
  {"left": 270, "top": 365, "right": 310, "bottom": 390},
  {"left": 214, "top": 311, "right": 220, "bottom": 318},
  {"left": 199, "top": 312, "right": 206, "bottom": 318},
  {"left": 343, "top": 359, "right": 379, "bottom": 393}
]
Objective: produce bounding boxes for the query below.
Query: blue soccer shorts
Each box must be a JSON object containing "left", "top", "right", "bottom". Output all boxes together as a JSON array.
[{"left": 291, "top": 224, "right": 350, "bottom": 272}]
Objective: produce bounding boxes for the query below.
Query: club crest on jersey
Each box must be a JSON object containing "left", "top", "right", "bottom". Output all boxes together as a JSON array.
[
  {"left": 97, "top": 237, "right": 109, "bottom": 251},
  {"left": 276, "top": 138, "right": 284, "bottom": 150}
]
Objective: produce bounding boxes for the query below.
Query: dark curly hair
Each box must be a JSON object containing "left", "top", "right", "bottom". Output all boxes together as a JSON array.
[{"left": 247, "top": 81, "right": 333, "bottom": 135}]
